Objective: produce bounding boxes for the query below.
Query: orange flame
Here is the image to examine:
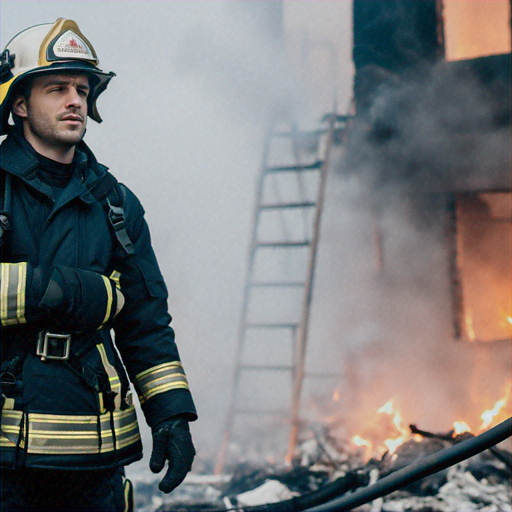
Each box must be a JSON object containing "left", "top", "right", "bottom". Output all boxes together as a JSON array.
[
  {"left": 480, "top": 384, "right": 511, "bottom": 430},
  {"left": 465, "top": 312, "right": 476, "bottom": 341},
  {"left": 376, "top": 399, "right": 411, "bottom": 455},
  {"left": 347, "top": 380, "right": 511, "bottom": 463}
]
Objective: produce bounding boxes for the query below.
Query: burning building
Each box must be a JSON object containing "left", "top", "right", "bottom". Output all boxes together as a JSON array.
[
  {"left": 334, "top": 0, "right": 511, "bottom": 459},
  {"left": 219, "top": 0, "right": 511, "bottom": 472}
]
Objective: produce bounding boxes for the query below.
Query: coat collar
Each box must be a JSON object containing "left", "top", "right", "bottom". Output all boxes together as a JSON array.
[{"left": 0, "top": 128, "right": 108, "bottom": 204}]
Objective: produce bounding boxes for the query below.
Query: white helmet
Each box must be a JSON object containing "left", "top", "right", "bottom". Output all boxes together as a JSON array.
[{"left": 0, "top": 18, "right": 115, "bottom": 134}]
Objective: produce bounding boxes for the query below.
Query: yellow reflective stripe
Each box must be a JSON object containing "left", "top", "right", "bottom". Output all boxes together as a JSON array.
[
  {"left": 1, "top": 410, "right": 23, "bottom": 421},
  {"left": 1, "top": 263, "right": 10, "bottom": 322},
  {"left": 0, "top": 407, "right": 142, "bottom": 455},
  {"left": 140, "top": 381, "right": 190, "bottom": 403},
  {"left": 123, "top": 479, "right": 131, "bottom": 512},
  {"left": 16, "top": 262, "right": 27, "bottom": 323},
  {"left": 96, "top": 343, "right": 122, "bottom": 409},
  {"left": 31, "top": 432, "right": 98, "bottom": 439},
  {"left": 2, "top": 397, "right": 15, "bottom": 410},
  {"left": 140, "top": 373, "right": 187, "bottom": 388},
  {"left": 0, "top": 426, "right": 21, "bottom": 435},
  {"left": 1, "top": 263, "right": 27, "bottom": 326},
  {"left": 135, "top": 362, "right": 189, "bottom": 403},
  {"left": 110, "top": 270, "right": 121, "bottom": 290},
  {"left": 136, "top": 361, "right": 183, "bottom": 381},
  {"left": 30, "top": 414, "right": 98, "bottom": 424},
  {"left": 101, "top": 275, "right": 113, "bottom": 325}
]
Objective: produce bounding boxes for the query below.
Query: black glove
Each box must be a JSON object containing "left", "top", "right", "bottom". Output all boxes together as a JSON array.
[{"left": 149, "top": 417, "right": 196, "bottom": 493}]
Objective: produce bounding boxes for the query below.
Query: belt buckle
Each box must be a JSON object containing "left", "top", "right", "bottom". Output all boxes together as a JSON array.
[{"left": 36, "top": 332, "right": 71, "bottom": 361}]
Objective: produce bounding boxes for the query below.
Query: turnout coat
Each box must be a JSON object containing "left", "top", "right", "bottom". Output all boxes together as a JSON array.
[{"left": 0, "top": 130, "right": 197, "bottom": 470}]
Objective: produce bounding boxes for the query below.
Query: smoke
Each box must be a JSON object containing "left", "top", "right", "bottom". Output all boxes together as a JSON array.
[
  {"left": 305, "top": 57, "right": 511, "bottom": 442},
  {"left": 346, "top": 58, "right": 511, "bottom": 197}
]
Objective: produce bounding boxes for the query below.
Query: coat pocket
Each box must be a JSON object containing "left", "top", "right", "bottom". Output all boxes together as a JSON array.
[{"left": 133, "top": 259, "right": 168, "bottom": 299}]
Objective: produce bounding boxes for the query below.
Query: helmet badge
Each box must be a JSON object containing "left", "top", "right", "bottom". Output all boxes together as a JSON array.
[{"left": 50, "top": 30, "right": 94, "bottom": 61}]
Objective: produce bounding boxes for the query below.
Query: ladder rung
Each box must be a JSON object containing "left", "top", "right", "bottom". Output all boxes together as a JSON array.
[
  {"left": 265, "top": 161, "right": 323, "bottom": 173},
  {"left": 245, "top": 322, "right": 299, "bottom": 329},
  {"left": 260, "top": 201, "right": 316, "bottom": 210},
  {"left": 240, "top": 364, "right": 293, "bottom": 371},
  {"left": 256, "top": 241, "right": 311, "bottom": 248},
  {"left": 251, "top": 281, "right": 305, "bottom": 287}
]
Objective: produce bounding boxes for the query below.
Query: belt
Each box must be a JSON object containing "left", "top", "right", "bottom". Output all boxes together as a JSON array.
[{"left": 36, "top": 331, "right": 71, "bottom": 361}]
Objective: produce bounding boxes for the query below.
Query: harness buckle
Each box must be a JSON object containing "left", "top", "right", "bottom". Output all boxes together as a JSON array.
[{"left": 36, "top": 332, "right": 71, "bottom": 361}]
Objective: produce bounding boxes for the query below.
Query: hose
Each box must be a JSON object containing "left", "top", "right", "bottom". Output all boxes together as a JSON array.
[{"left": 306, "top": 416, "right": 512, "bottom": 511}]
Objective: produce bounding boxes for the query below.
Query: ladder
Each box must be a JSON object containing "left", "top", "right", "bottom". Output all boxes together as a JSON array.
[{"left": 216, "top": 115, "right": 347, "bottom": 471}]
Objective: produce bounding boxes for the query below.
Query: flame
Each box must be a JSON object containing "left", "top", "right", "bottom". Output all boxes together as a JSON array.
[
  {"left": 453, "top": 421, "right": 471, "bottom": 435},
  {"left": 465, "top": 312, "right": 476, "bottom": 341},
  {"left": 351, "top": 436, "right": 372, "bottom": 460},
  {"left": 351, "top": 435, "right": 371, "bottom": 448},
  {"left": 351, "top": 435, "right": 372, "bottom": 460},
  {"left": 377, "top": 399, "right": 411, "bottom": 455},
  {"left": 377, "top": 399, "right": 394, "bottom": 415},
  {"left": 507, "top": 316, "right": 512, "bottom": 326},
  {"left": 346, "top": 381, "right": 511, "bottom": 463},
  {"left": 479, "top": 384, "right": 511, "bottom": 430}
]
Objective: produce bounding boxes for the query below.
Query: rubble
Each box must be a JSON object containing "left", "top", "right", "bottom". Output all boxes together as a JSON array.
[
  {"left": 132, "top": 424, "right": 511, "bottom": 512},
  {"left": 235, "top": 480, "right": 299, "bottom": 507}
]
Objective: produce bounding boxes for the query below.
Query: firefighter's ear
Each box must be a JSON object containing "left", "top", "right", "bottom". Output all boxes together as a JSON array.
[{"left": 12, "top": 95, "right": 28, "bottom": 118}]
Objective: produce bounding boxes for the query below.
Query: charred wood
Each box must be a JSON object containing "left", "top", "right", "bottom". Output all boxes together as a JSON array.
[{"left": 410, "top": 423, "right": 512, "bottom": 472}]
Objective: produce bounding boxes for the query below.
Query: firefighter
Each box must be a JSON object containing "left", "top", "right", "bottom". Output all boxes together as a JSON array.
[{"left": 0, "top": 18, "right": 197, "bottom": 511}]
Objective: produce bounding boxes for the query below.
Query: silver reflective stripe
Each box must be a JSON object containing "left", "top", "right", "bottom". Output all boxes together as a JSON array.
[
  {"left": 0, "top": 407, "right": 141, "bottom": 455},
  {"left": 1, "top": 262, "right": 27, "bottom": 326},
  {"left": 135, "top": 362, "right": 189, "bottom": 403},
  {"left": 0, "top": 410, "right": 23, "bottom": 448}
]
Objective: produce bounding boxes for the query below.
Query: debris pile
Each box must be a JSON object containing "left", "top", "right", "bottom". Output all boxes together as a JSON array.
[{"left": 132, "top": 425, "right": 512, "bottom": 512}]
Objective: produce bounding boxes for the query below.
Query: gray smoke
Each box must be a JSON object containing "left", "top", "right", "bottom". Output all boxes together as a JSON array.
[{"left": 304, "top": 58, "right": 511, "bottom": 444}]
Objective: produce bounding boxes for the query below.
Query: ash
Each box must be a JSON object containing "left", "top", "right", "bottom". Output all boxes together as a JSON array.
[{"left": 130, "top": 428, "right": 511, "bottom": 512}]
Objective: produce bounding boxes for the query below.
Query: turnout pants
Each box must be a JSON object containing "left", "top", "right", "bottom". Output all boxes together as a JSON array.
[{"left": 0, "top": 467, "right": 132, "bottom": 511}]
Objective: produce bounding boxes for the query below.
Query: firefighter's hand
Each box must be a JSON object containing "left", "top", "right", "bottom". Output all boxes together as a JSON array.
[{"left": 150, "top": 417, "right": 196, "bottom": 493}]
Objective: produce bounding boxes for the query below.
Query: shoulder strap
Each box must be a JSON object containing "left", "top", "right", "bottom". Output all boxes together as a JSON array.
[
  {"left": 95, "top": 174, "right": 135, "bottom": 257},
  {"left": 106, "top": 184, "right": 135, "bottom": 256},
  {"left": 0, "top": 172, "right": 12, "bottom": 248},
  {"left": 89, "top": 171, "right": 135, "bottom": 257}
]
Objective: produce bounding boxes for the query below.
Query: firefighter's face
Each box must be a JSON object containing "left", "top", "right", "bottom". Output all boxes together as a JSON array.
[{"left": 13, "top": 73, "right": 89, "bottom": 149}]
